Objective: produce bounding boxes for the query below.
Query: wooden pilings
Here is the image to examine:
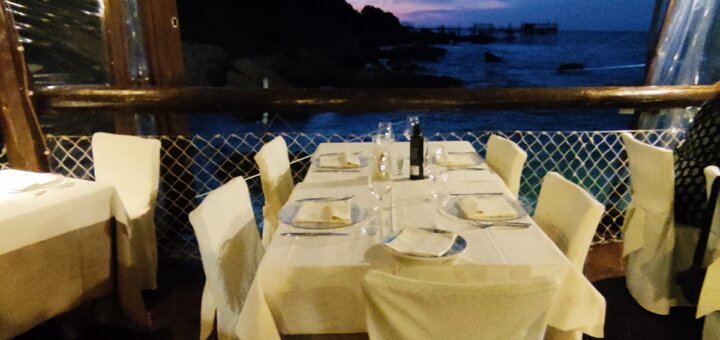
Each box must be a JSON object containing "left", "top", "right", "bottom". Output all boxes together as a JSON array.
[{"left": 0, "top": 0, "right": 48, "bottom": 171}]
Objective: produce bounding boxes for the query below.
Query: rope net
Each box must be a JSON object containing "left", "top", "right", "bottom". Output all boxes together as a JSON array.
[{"left": 31, "top": 129, "right": 684, "bottom": 258}]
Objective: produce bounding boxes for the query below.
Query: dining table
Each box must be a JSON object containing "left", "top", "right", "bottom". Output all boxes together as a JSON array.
[
  {"left": 0, "top": 169, "right": 148, "bottom": 338},
  {"left": 235, "top": 141, "right": 606, "bottom": 339}
]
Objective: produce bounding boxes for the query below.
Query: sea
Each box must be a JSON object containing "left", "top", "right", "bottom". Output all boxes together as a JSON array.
[{"left": 193, "top": 30, "right": 649, "bottom": 136}]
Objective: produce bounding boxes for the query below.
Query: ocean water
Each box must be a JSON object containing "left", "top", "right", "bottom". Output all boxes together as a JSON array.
[{"left": 190, "top": 31, "right": 648, "bottom": 135}]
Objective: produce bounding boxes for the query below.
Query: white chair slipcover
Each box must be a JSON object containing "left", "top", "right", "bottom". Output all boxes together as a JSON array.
[
  {"left": 189, "top": 177, "right": 265, "bottom": 340},
  {"left": 485, "top": 134, "right": 527, "bottom": 198},
  {"left": 698, "top": 166, "right": 720, "bottom": 339},
  {"left": 621, "top": 132, "right": 678, "bottom": 314},
  {"left": 255, "top": 136, "right": 294, "bottom": 247},
  {"left": 92, "top": 132, "right": 161, "bottom": 290},
  {"left": 534, "top": 172, "right": 605, "bottom": 271},
  {"left": 362, "top": 270, "right": 559, "bottom": 340}
]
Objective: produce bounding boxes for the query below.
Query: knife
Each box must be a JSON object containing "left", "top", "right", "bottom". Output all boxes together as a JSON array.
[{"left": 281, "top": 232, "right": 348, "bottom": 237}]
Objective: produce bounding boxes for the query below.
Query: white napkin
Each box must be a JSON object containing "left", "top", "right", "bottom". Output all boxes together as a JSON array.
[
  {"left": 0, "top": 169, "right": 64, "bottom": 194},
  {"left": 436, "top": 152, "right": 477, "bottom": 167},
  {"left": 385, "top": 228, "right": 457, "bottom": 257},
  {"left": 457, "top": 196, "right": 517, "bottom": 220},
  {"left": 318, "top": 153, "right": 362, "bottom": 168},
  {"left": 292, "top": 200, "right": 352, "bottom": 227}
]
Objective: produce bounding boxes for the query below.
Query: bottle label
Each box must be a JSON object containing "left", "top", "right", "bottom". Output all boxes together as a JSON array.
[{"left": 410, "top": 166, "right": 420, "bottom": 176}]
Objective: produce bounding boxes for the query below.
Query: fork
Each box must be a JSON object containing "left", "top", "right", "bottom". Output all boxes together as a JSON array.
[
  {"left": 296, "top": 195, "right": 354, "bottom": 202},
  {"left": 470, "top": 221, "right": 530, "bottom": 229}
]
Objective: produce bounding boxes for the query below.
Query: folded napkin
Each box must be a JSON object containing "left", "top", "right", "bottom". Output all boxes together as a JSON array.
[
  {"left": 457, "top": 196, "right": 517, "bottom": 220},
  {"left": 436, "top": 152, "right": 477, "bottom": 167},
  {"left": 318, "top": 152, "right": 362, "bottom": 168},
  {"left": 385, "top": 228, "right": 457, "bottom": 257},
  {"left": 292, "top": 200, "right": 352, "bottom": 227},
  {"left": 0, "top": 169, "right": 64, "bottom": 194}
]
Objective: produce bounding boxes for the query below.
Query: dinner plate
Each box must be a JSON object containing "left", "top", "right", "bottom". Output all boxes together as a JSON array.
[
  {"left": 440, "top": 195, "right": 528, "bottom": 222},
  {"left": 279, "top": 200, "right": 367, "bottom": 229},
  {"left": 311, "top": 152, "right": 369, "bottom": 169},
  {"left": 383, "top": 228, "right": 467, "bottom": 262}
]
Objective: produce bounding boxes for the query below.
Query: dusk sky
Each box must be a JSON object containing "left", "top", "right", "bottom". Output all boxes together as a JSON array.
[{"left": 347, "top": 0, "right": 655, "bottom": 31}]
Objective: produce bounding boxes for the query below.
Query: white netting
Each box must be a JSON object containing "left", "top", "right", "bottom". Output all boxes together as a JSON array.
[
  {"left": 0, "top": 146, "right": 7, "bottom": 170},
  {"left": 38, "top": 129, "right": 683, "bottom": 258}
]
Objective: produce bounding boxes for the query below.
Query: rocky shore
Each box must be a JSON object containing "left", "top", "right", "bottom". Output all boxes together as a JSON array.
[{"left": 177, "top": 0, "right": 494, "bottom": 88}]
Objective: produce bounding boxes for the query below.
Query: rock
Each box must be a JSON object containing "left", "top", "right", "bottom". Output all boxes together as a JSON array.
[
  {"left": 557, "top": 63, "right": 585, "bottom": 73},
  {"left": 182, "top": 42, "right": 230, "bottom": 86},
  {"left": 484, "top": 52, "right": 503, "bottom": 63}
]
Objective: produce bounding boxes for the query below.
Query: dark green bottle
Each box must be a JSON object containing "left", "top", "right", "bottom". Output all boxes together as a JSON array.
[{"left": 409, "top": 124, "right": 424, "bottom": 180}]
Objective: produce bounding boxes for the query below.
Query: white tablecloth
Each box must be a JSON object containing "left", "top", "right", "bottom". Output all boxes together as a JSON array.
[
  {"left": 0, "top": 170, "right": 148, "bottom": 337},
  {"left": 236, "top": 142, "right": 606, "bottom": 339}
]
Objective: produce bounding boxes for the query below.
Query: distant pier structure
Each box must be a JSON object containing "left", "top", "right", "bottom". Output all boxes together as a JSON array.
[
  {"left": 409, "top": 22, "right": 558, "bottom": 37},
  {"left": 520, "top": 23, "right": 558, "bottom": 35}
]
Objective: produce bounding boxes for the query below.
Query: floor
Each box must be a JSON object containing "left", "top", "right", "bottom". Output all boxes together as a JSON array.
[{"left": 17, "top": 242, "right": 705, "bottom": 339}]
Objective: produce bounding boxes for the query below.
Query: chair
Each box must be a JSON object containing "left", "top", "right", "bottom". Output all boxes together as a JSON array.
[
  {"left": 189, "top": 177, "right": 265, "bottom": 340},
  {"left": 621, "top": 132, "right": 677, "bottom": 315},
  {"left": 92, "top": 132, "right": 161, "bottom": 290},
  {"left": 362, "top": 270, "right": 559, "bottom": 340},
  {"left": 485, "top": 134, "right": 527, "bottom": 198},
  {"left": 255, "top": 136, "right": 294, "bottom": 247},
  {"left": 696, "top": 166, "right": 720, "bottom": 340},
  {"left": 533, "top": 172, "right": 605, "bottom": 271}
]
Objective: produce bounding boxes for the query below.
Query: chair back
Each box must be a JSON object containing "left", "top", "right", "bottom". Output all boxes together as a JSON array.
[
  {"left": 704, "top": 166, "right": 720, "bottom": 262},
  {"left": 534, "top": 172, "right": 605, "bottom": 271},
  {"left": 255, "top": 136, "right": 294, "bottom": 246},
  {"left": 621, "top": 133, "right": 675, "bottom": 205},
  {"left": 91, "top": 132, "right": 161, "bottom": 215},
  {"left": 485, "top": 134, "right": 527, "bottom": 197},
  {"left": 362, "top": 270, "right": 558, "bottom": 340},
  {"left": 189, "top": 177, "right": 264, "bottom": 314}
]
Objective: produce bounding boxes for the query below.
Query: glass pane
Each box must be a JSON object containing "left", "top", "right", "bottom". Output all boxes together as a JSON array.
[{"left": 9, "top": 0, "right": 109, "bottom": 85}]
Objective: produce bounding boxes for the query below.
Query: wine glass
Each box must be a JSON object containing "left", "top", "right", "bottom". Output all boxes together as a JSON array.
[
  {"left": 403, "top": 115, "right": 420, "bottom": 141},
  {"left": 425, "top": 145, "right": 448, "bottom": 205},
  {"left": 376, "top": 121, "right": 394, "bottom": 144},
  {"left": 365, "top": 152, "right": 392, "bottom": 236}
]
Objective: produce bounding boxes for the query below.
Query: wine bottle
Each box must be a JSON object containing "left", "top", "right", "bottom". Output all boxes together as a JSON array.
[{"left": 409, "top": 124, "right": 424, "bottom": 180}]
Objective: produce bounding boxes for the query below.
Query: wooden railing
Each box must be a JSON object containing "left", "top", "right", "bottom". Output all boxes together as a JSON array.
[
  {"left": 0, "top": 83, "right": 715, "bottom": 170},
  {"left": 35, "top": 84, "right": 719, "bottom": 114}
]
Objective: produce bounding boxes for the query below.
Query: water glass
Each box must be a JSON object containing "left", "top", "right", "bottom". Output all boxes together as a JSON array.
[{"left": 365, "top": 152, "right": 392, "bottom": 236}]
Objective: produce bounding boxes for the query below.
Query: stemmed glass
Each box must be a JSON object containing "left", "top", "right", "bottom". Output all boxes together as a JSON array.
[
  {"left": 402, "top": 115, "right": 420, "bottom": 141},
  {"left": 364, "top": 151, "right": 392, "bottom": 236},
  {"left": 376, "top": 121, "right": 394, "bottom": 145},
  {"left": 425, "top": 144, "right": 449, "bottom": 206}
]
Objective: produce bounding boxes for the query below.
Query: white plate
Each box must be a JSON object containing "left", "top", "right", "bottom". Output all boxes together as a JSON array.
[
  {"left": 440, "top": 195, "right": 527, "bottom": 222},
  {"left": 279, "top": 200, "right": 367, "bottom": 229},
  {"left": 311, "top": 153, "right": 369, "bottom": 169},
  {"left": 383, "top": 228, "right": 467, "bottom": 262}
]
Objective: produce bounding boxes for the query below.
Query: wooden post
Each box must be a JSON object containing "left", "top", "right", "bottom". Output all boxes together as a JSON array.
[
  {"left": 137, "top": 0, "right": 187, "bottom": 135},
  {"left": 102, "top": 0, "right": 138, "bottom": 134},
  {"left": 0, "top": 0, "right": 48, "bottom": 171}
]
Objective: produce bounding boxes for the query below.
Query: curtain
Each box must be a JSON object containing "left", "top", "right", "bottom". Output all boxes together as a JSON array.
[{"left": 640, "top": 0, "right": 720, "bottom": 129}]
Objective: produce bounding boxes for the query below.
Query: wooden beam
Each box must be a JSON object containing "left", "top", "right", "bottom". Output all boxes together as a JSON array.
[
  {"left": 34, "top": 84, "right": 720, "bottom": 115},
  {"left": 101, "top": 0, "right": 137, "bottom": 134},
  {"left": 0, "top": 0, "right": 48, "bottom": 171},
  {"left": 137, "top": 0, "right": 186, "bottom": 135}
]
